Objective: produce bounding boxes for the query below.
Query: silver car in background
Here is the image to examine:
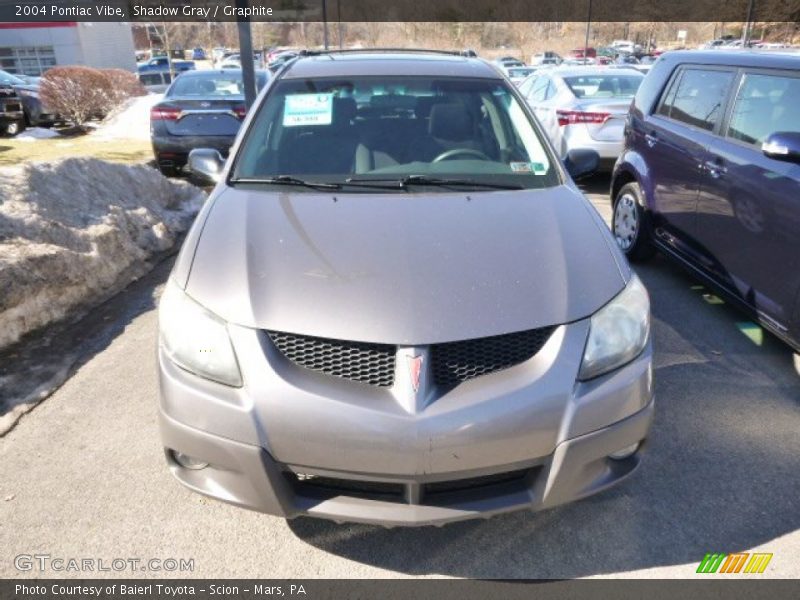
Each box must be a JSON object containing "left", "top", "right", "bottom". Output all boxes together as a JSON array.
[
  {"left": 519, "top": 67, "right": 644, "bottom": 169},
  {"left": 158, "top": 51, "right": 653, "bottom": 527}
]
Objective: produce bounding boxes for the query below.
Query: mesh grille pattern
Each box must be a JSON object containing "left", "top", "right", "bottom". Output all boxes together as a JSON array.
[
  {"left": 432, "top": 326, "right": 556, "bottom": 389},
  {"left": 267, "top": 331, "right": 396, "bottom": 387}
]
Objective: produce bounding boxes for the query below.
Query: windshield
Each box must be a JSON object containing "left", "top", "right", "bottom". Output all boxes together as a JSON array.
[
  {"left": 168, "top": 72, "right": 267, "bottom": 97},
  {"left": 0, "top": 70, "right": 24, "bottom": 85},
  {"left": 563, "top": 73, "right": 643, "bottom": 99},
  {"left": 233, "top": 75, "right": 558, "bottom": 191}
]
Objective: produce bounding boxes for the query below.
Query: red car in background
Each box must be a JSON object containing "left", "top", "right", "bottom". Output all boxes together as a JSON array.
[{"left": 570, "top": 47, "right": 597, "bottom": 59}]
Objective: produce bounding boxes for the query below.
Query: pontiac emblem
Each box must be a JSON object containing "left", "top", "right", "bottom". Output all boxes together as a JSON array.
[{"left": 407, "top": 355, "right": 423, "bottom": 393}]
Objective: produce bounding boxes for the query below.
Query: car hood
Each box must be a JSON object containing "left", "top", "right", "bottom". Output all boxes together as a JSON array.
[{"left": 183, "top": 185, "right": 627, "bottom": 345}]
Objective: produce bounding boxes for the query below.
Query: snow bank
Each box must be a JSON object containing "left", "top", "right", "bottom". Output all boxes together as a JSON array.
[
  {"left": 16, "top": 127, "right": 60, "bottom": 141},
  {"left": 0, "top": 158, "right": 203, "bottom": 350},
  {"left": 91, "top": 93, "right": 163, "bottom": 141}
]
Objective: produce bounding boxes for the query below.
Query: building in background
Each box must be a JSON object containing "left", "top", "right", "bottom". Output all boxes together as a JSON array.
[{"left": 0, "top": 22, "right": 136, "bottom": 76}]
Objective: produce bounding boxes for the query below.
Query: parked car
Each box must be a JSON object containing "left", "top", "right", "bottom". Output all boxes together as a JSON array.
[
  {"left": 150, "top": 69, "right": 269, "bottom": 177},
  {"left": 611, "top": 40, "right": 637, "bottom": 55},
  {"left": 158, "top": 50, "right": 654, "bottom": 527},
  {"left": 192, "top": 47, "right": 206, "bottom": 60},
  {"left": 138, "top": 70, "right": 174, "bottom": 93},
  {"left": 494, "top": 56, "right": 524, "bottom": 68},
  {"left": 0, "top": 69, "right": 56, "bottom": 127},
  {"left": 531, "top": 51, "right": 562, "bottom": 66},
  {"left": 211, "top": 47, "right": 228, "bottom": 63},
  {"left": 137, "top": 57, "right": 196, "bottom": 73},
  {"left": 570, "top": 47, "right": 597, "bottom": 59},
  {"left": 0, "top": 80, "right": 24, "bottom": 136},
  {"left": 267, "top": 51, "right": 299, "bottom": 72},
  {"left": 504, "top": 65, "right": 537, "bottom": 85},
  {"left": 520, "top": 66, "right": 644, "bottom": 169},
  {"left": 611, "top": 50, "right": 800, "bottom": 350}
]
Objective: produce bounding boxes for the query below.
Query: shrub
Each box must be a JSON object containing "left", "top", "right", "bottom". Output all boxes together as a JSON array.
[
  {"left": 100, "top": 68, "right": 146, "bottom": 112},
  {"left": 40, "top": 66, "right": 112, "bottom": 129}
]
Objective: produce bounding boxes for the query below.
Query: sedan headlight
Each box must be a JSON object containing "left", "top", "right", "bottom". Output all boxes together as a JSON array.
[
  {"left": 158, "top": 278, "right": 242, "bottom": 387},
  {"left": 579, "top": 274, "right": 650, "bottom": 380}
]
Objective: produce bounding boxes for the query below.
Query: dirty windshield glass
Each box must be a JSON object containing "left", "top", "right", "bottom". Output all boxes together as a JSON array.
[{"left": 233, "top": 76, "right": 559, "bottom": 190}]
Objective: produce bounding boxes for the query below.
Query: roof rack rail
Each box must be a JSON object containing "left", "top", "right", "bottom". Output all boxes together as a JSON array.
[{"left": 298, "top": 48, "right": 477, "bottom": 58}]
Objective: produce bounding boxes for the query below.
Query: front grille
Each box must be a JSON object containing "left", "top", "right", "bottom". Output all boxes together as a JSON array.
[
  {"left": 3, "top": 102, "right": 21, "bottom": 113},
  {"left": 431, "top": 326, "right": 556, "bottom": 389},
  {"left": 423, "top": 468, "right": 532, "bottom": 497},
  {"left": 285, "top": 468, "right": 538, "bottom": 506},
  {"left": 284, "top": 472, "right": 405, "bottom": 502},
  {"left": 268, "top": 326, "right": 556, "bottom": 390},
  {"left": 267, "top": 330, "right": 396, "bottom": 387}
]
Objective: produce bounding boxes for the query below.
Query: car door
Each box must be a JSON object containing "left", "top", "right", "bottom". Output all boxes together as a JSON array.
[
  {"left": 695, "top": 69, "right": 800, "bottom": 334},
  {"left": 644, "top": 66, "right": 735, "bottom": 253}
]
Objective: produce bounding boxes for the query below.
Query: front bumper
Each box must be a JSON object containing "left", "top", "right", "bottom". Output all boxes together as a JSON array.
[{"left": 158, "top": 321, "right": 654, "bottom": 526}]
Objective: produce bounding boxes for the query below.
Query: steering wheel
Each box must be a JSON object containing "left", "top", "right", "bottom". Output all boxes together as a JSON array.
[{"left": 432, "top": 148, "right": 492, "bottom": 163}]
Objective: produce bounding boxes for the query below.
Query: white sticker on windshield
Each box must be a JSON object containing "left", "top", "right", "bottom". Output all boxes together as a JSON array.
[
  {"left": 283, "top": 93, "right": 334, "bottom": 127},
  {"left": 510, "top": 161, "right": 547, "bottom": 175}
]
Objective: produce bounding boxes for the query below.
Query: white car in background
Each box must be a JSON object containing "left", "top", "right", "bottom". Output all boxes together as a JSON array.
[
  {"left": 518, "top": 66, "right": 644, "bottom": 170},
  {"left": 504, "top": 65, "right": 537, "bottom": 85}
]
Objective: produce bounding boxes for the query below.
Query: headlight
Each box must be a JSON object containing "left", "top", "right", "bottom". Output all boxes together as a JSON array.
[
  {"left": 579, "top": 274, "right": 650, "bottom": 380},
  {"left": 158, "top": 278, "right": 243, "bottom": 387}
]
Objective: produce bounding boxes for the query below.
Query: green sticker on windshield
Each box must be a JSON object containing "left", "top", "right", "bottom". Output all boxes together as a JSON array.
[
  {"left": 283, "top": 93, "right": 334, "bottom": 127},
  {"left": 511, "top": 161, "right": 547, "bottom": 175}
]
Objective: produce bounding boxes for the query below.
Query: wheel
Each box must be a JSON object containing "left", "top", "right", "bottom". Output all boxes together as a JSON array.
[
  {"left": 158, "top": 164, "right": 181, "bottom": 178},
  {"left": 4, "top": 119, "right": 24, "bottom": 137},
  {"left": 612, "top": 182, "right": 656, "bottom": 261}
]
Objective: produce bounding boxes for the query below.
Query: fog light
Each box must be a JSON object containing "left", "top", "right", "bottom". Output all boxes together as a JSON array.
[
  {"left": 171, "top": 450, "right": 208, "bottom": 470},
  {"left": 609, "top": 442, "right": 639, "bottom": 460}
]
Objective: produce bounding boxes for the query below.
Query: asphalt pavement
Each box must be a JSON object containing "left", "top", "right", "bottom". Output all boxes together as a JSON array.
[{"left": 1, "top": 174, "right": 798, "bottom": 578}]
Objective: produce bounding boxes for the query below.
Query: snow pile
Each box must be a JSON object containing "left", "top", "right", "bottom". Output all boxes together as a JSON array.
[
  {"left": 16, "top": 127, "right": 60, "bottom": 141},
  {"left": 0, "top": 158, "right": 204, "bottom": 350},
  {"left": 91, "top": 93, "right": 163, "bottom": 141}
]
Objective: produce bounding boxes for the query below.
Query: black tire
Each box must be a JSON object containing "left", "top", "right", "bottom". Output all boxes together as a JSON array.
[
  {"left": 612, "top": 182, "right": 656, "bottom": 262},
  {"left": 158, "top": 164, "right": 181, "bottom": 178},
  {"left": 4, "top": 119, "right": 24, "bottom": 137}
]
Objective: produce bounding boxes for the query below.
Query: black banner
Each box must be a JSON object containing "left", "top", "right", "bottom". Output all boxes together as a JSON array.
[
  {"left": 4, "top": 580, "right": 800, "bottom": 600},
  {"left": 1, "top": 0, "right": 799, "bottom": 22}
]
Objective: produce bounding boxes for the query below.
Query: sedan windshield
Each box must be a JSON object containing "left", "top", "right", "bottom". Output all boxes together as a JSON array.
[
  {"left": 169, "top": 72, "right": 268, "bottom": 98},
  {"left": 563, "top": 73, "right": 643, "bottom": 99},
  {"left": 233, "top": 76, "right": 559, "bottom": 191}
]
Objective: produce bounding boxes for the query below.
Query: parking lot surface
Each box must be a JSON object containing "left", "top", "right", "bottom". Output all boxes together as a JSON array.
[{"left": 1, "top": 175, "right": 798, "bottom": 578}]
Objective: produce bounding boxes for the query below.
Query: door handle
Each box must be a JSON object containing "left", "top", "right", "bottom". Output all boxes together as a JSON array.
[
  {"left": 645, "top": 132, "right": 658, "bottom": 148},
  {"left": 703, "top": 159, "right": 727, "bottom": 178}
]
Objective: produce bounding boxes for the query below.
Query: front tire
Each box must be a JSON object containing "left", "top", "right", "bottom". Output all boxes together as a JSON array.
[
  {"left": 612, "top": 182, "right": 655, "bottom": 261},
  {"left": 4, "top": 119, "right": 24, "bottom": 137}
]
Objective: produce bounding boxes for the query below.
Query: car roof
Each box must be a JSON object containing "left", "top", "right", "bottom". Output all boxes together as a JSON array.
[
  {"left": 545, "top": 66, "right": 644, "bottom": 78},
  {"left": 175, "top": 69, "right": 267, "bottom": 78},
  {"left": 281, "top": 51, "right": 502, "bottom": 80},
  {"left": 660, "top": 49, "right": 800, "bottom": 69}
]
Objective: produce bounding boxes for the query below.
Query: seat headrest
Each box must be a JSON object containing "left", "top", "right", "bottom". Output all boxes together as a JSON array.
[
  {"left": 332, "top": 96, "right": 357, "bottom": 125},
  {"left": 197, "top": 79, "right": 216, "bottom": 93},
  {"left": 428, "top": 103, "right": 473, "bottom": 142}
]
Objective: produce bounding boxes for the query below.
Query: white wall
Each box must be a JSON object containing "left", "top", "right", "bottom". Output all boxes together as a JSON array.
[{"left": 76, "top": 23, "right": 136, "bottom": 71}]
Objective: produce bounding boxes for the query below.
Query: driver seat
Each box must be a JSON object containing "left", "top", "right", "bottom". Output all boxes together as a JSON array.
[{"left": 419, "top": 103, "right": 483, "bottom": 162}]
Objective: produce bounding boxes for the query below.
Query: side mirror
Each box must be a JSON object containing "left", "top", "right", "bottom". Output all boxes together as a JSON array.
[
  {"left": 187, "top": 148, "right": 225, "bottom": 185},
  {"left": 762, "top": 132, "right": 800, "bottom": 163},
  {"left": 564, "top": 148, "right": 599, "bottom": 181}
]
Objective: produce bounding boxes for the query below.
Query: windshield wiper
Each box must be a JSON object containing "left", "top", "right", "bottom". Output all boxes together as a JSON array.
[
  {"left": 345, "top": 175, "right": 524, "bottom": 190},
  {"left": 231, "top": 175, "right": 341, "bottom": 190}
]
